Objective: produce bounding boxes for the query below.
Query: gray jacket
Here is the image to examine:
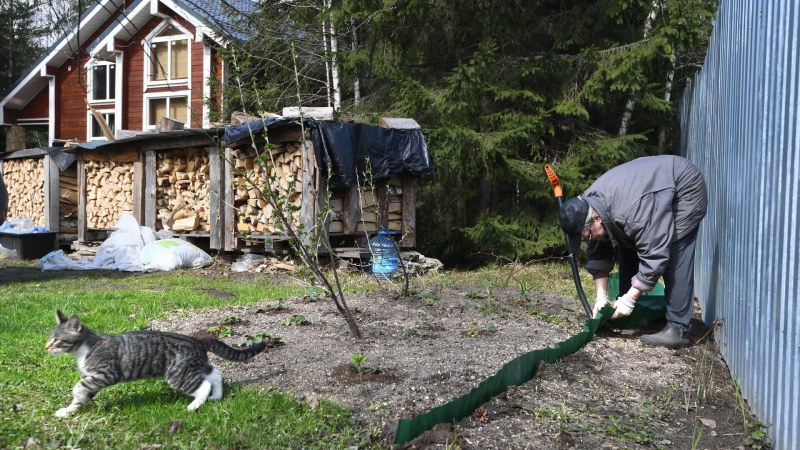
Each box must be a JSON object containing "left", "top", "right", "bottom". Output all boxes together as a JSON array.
[{"left": 583, "top": 155, "right": 707, "bottom": 292}]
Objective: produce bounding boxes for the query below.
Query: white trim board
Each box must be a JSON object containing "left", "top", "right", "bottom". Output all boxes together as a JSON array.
[
  {"left": 141, "top": 18, "right": 193, "bottom": 91},
  {"left": 0, "top": 0, "right": 125, "bottom": 110},
  {"left": 142, "top": 90, "right": 192, "bottom": 130}
]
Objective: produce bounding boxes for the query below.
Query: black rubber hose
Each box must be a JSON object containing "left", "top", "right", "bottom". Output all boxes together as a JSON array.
[{"left": 556, "top": 196, "right": 593, "bottom": 317}]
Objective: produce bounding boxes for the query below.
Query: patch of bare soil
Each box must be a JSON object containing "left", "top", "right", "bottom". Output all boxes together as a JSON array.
[{"left": 151, "top": 283, "right": 755, "bottom": 450}]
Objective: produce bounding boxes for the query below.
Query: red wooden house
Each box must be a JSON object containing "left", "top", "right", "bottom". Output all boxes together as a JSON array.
[{"left": 0, "top": 0, "right": 254, "bottom": 147}]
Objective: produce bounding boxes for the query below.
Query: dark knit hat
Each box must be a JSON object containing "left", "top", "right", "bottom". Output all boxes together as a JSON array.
[{"left": 558, "top": 196, "right": 591, "bottom": 255}]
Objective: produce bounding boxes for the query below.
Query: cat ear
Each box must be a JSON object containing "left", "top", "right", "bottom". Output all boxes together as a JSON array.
[
  {"left": 56, "top": 310, "right": 68, "bottom": 324},
  {"left": 66, "top": 314, "right": 82, "bottom": 332}
]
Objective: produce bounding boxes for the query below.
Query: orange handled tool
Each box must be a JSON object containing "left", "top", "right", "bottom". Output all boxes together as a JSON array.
[
  {"left": 544, "top": 165, "right": 562, "bottom": 198},
  {"left": 544, "top": 165, "right": 592, "bottom": 317}
]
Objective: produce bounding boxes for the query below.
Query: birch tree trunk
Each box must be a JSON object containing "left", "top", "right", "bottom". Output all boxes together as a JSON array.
[
  {"left": 326, "top": 0, "right": 341, "bottom": 111},
  {"left": 8, "top": 0, "right": 14, "bottom": 81},
  {"left": 350, "top": 17, "right": 360, "bottom": 106},
  {"left": 322, "top": 20, "right": 332, "bottom": 107},
  {"left": 618, "top": 2, "right": 660, "bottom": 136},
  {"left": 658, "top": 53, "right": 676, "bottom": 154}
]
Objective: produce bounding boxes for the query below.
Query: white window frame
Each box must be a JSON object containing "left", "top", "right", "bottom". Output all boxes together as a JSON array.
[
  {"left": 87, "top": 110, "right": 116, "bottom": 141},
  {"left": 88, "top": 60, "right": 117, "bottom": 104},
  {"left": 143, "top": 91, "right": 192, "bottom": 131},
  {"left": 143, "top": 19, "right": 193, "bottom": 89}
]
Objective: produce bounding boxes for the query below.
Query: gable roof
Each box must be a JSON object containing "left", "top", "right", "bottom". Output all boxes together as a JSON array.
[
  {"left": 1, "top": 0, "right": 256, "bottom": 115},
  {"left": 176, "top": 0, "right": 258, "bottom": 42}
]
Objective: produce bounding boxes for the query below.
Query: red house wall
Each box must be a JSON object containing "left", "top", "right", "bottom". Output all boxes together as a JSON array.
[
  {"left": 3, "top": 108, "right": 19, "bottom": 124},
  {"left": 17, "top": 87, "right": 49, "bottom": 119},
  {"left": 57, "top": 56, "right": 89, "bottom": 140}
]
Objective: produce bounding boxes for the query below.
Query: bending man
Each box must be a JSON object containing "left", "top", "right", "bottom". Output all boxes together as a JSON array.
[{"left": 558, "top": 155, "right": 707, "bottom": 349}]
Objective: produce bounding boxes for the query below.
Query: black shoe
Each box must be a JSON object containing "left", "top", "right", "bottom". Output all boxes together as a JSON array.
[{"left": 641, "top": 321, "right": 690, "bottom": 349}]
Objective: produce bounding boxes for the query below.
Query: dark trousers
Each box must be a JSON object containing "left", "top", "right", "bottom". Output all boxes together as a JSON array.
[{"left": 617, "top": 227, "right": 699, "bottom": 327}]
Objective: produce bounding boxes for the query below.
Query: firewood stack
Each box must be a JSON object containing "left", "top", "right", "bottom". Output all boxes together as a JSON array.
[
  {"left": 326, "top": 179, "right": 403, "bottom": 234},
  {"left": 3, "top": 158, "right": 45, "bottom": 225},
  {"left": 357, "top": 179, "right": 403, "bottom": 233},
  {"left": 155, "top": 149, "right": 211, "bottom": 232},
  {"left": 231, "top": 142, "right": 304, "bottom": 234},
  {"left": 85, "top": 160, "right": 134, "bottom": 229},
  {"left": 59, "top": 166, "right": 78, "bottom": 232},
  {"left": 386, "top": 179, "right": 404, "bottom": 232},
  {"left": 60, "top": 167, "right": 78, "bottom": 204}
]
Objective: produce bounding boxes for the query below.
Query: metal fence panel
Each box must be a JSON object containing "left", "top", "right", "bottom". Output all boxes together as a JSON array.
[{"left": 680, "top": 0, "right": 800, "bottom": 447}]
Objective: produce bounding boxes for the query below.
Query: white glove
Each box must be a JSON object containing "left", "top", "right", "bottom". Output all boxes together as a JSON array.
[
  {"left": 592, "top": 294, "right": 610, "bottom": 318},
  {"left": 611, "top": 295, "right": 636, "bottom": 320}
]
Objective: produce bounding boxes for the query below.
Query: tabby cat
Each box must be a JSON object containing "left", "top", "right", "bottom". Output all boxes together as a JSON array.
[{"left": 46, "top": 310, "right": 266, "bottom": 417}]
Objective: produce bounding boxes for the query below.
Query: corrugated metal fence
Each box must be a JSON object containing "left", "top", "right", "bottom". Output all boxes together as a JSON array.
[{"left": 680, "top": 0, "right": 800, "bottom": 448}]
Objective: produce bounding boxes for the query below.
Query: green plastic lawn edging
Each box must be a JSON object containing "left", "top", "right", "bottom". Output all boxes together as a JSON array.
[{"left": 393, "top": 274, "right": 667, "bottom": 445}]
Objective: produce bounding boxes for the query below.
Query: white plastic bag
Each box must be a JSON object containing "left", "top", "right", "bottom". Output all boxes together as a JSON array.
[
  {"left": 141, "top": 226, "right": 157, "bottom": 246},
  {"left": 231, "top": 254, "right": 266, "bottom": 272},
  {"left": 38, "top": 213, "right": 155, "bottom": 272},
  {"left": 89, "top": 213, "right": 147, "bottom": 271},
  {"left": 0, "top": 218, "right": 44, "bottom": 234},
  {"left": 1, "top": 244, "right": 17, "bottom": 259},
  {"left": 37, "top": 250, "right": 92, "bottom": 271},
  {"left": 139, "top": 239, "right": 212, "bottom": 271},
  {"left": 154, "top": 229, "right": 173, "bottom": 241}
]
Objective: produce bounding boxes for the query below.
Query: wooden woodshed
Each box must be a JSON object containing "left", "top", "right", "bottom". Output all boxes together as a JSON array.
[
  {"left": 0, "top": 117, "right": 425, "bottom": 256},
  {"left": 0, "top": 147, "right": 78, "bottom": 245}
]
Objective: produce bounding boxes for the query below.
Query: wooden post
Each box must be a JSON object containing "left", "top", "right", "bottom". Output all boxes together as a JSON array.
[
  {"left": 223, "top": 146, "right": 235, "bottom": 251},
  {"left": 342, "top": 185, "right": 360, "bottom": 234},
  {"left": 376, "top": 182, "right": 389, "bottom": 230},
  {"left": 43, "top": 155, "right": 60, "bottom": 232},
  {"left": 401, "top": 179, "right": 416, "bottom": 247},
  {"left": 132, "top": 148, "right": 144, "bottom": 225},
  {"left": 299, "top": 138, "right": 315, "bottom": 246},
  {"left": 77, "top": 160, "right": 87, "bottom": 242},
  {"left": 209, "top": 144, "right": 222, "bottom": 249},
  {"left": 315, "top": 170, "right": 330, "bottom": 254},
  {"left": 143, "top": 150, "right": 157, "bottom": 230}
]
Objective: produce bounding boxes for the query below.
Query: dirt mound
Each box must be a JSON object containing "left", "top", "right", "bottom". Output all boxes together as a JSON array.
[{"left": 152, "top": 283, "right": 747, "bottom": 449}]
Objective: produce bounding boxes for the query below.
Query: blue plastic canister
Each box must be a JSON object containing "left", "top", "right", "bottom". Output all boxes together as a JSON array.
[{"left": 369, "top": 227, "right": 399, "bottom": 281}]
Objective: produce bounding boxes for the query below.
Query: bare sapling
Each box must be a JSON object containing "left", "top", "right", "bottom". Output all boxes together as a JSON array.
[{"left": 222, "top": 49, "right": 361, "bottom": 339}]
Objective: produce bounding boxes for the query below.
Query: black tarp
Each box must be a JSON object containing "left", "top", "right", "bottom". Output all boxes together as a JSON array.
[
  {"left": 43, "top": 147, "right": 77, "bottom": 171},
  {"left": 312, "top": 121, "right": 433, "bottom": 189},
  {"left": 223, "top": 116, "right": 312, "bottom": 145},
  {"left": 223, "top": 118, "right": 434, "bottom": 189}
]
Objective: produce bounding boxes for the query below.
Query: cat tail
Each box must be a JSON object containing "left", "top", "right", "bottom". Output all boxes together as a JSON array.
[{"left": 201, "top": 339, "right": 267, "bottom": 361}]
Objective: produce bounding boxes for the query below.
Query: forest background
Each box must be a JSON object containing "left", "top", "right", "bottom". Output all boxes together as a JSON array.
[{"left": 0, "top": 0, "right": 718, "bottom": 263}]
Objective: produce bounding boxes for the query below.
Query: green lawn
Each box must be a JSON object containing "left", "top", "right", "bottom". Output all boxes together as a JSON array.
[
  {"left": 0, "top": 257, "right": 590, "bottom": 449},
  {"left": 0, "top": 264, "right": 373, "bottom": 449}
]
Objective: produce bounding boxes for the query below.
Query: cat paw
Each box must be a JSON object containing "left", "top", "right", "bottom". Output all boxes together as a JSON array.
[
  {"left": 186, "top": 401, "right": 203, "bottom": 411},
  {"left": 55, "top": 407, "right": 74, "bottom": 418}
]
